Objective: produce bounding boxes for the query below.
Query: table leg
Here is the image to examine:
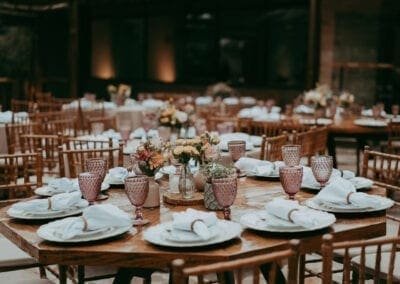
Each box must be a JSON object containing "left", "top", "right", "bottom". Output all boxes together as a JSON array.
[
  {"left": 356, "top": 138, "right": 365, "bottom": 176},
  {"left": 58, "top": 265, "right": 67, "bottom": 284},
  {"left": 327, "top": 133, "right": 337, "bottom": 168}
]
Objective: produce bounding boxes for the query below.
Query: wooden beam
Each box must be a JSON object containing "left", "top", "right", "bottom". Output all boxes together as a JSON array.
[
  {"left": 69, "top": 0, "right": 79, "bottom": 98},
  {"left": 318, "top": 0, "right": 334, "bottom": 86},
  {"left": 306, "top": 0, "right": 319, "bottom": 88}
]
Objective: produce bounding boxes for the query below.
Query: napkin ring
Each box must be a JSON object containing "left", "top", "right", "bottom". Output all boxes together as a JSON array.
[
  {"left": 47, "top": 199, "right": 52, "bottom": 210},
  {"left": 287, "top": 209, "right": 299, "bottom": 223},
  {"left": 190, "top": 219, "right": 204, "bottom": 232},
  {"left": 80, "top": 216, "right": 88, "bottom": 231},
  {"left": 346, "top": 192, "right": 354, "bottom": 204}
]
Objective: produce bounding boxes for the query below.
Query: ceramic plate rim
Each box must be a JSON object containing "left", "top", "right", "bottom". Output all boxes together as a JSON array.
[
  {"left": 37, "top": 225, "right": 133, "bottom": 243},
  {"left": 304, "top": 198, "right": 394, "bottom": 213},
  {"left": 7, "top": 207, "right": 85, "bottom": 220}
]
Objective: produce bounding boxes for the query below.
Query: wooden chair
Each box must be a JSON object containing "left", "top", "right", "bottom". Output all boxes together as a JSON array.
[
  {"left": 5, "top": 122, "right": 40, "bottom": 153},
  {"left": 87, "top": 116, "right": 117, "bottom": 133},
  {"left": 252, "top": 121, "right": 282, "bottom": 137},
  {"left": 260, "top": 133, "right": 288, "bottom": 161},
  {"left": 44, "top": 119, "right": 77, "bottom": 137},
  {"left": 292, "top": 129, "right": 315, "bottom": 165},
  {"left": 58, "top": 142, "right": 123, "bottom": 178},
  {"left": 20, "top": 134, "right": 61, "bottom": 177},
  {"left": 207, "top": 116, "right": 238, "bottom": 132},
  {"left": 172, "top": 239, "right": 300, "bottom": 284},
  {"left": 237, "top": 117, "right": 253, "bottom": 133},
  {"left": 313, "top": 126, "right": 329, "bottom": 155},
  {"left": 30, "top": 110, "right": 76, "bottom": 124},
  {"left": 322, "top": 233, "right": 400, "bottom": 283},
  {"left": 0, "top": 151, "right": 42, "bottom": 200},
  {"left": 387, "top": 121, "right": 400, "bottom": 154},
  {"left": 65, "top": 137, "right": 114, "bottom": 151},
  {"left": 361, "top": 146, "right": 400, "bottom": 199},
  {"left": 11, "top": 99, "right": 36, "bottom": 113}
]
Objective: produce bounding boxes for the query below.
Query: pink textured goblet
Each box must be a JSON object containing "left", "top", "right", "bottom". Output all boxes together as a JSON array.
[
  {"left": 282, "top": 145, "right": 301, "bottom": 166},
  {"left": 311, "top": 155, "right": 333, "bottom": 188},
  {"left": 124, "top": 175, "right": 150, "bottom": 225},
  {"left": 212, "top": 176, "right": 238, "bottom": 220},
  {"left": 78, "top": 172, "right": 102, "bottom": 204},
  {"left": 85, "top": 158, "right": 109, "bottom": 200},
  {"left": 227, "top": 140, "right": 246, "bottom": 163},
  {"left": 279, "top": 166, "right": 303, "bottom": 200}
]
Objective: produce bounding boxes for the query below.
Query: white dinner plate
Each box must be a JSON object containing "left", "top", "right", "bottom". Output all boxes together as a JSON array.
[
  {"left": 302, "top": 177, "right": 373, "bottom": 191},
  {"left": 354, "top": 119, "right": 387, "bottom": 127},
  {"left": 7, "top": 207, "right": 86, "bottom": 220},
  {"left": 35, "top": 182, "right": 110, "bottom": 197},
  {"left": 300, "top": 118, "right": 333, "bottom": 126},
  {"left": 240, "top": 212, "right": 335, "bottom": 233},
  {"left": 37, "top": 224, "right": 133, "bottom": 243},
  {"left": 163, "top": 225, "right": 220, "bottom": 242},
  {"left": 304, "top": 197, "right": 394, "bottom": 213},
  {"left": 143, "top": 220, "right": 242, "bottom": 247}
]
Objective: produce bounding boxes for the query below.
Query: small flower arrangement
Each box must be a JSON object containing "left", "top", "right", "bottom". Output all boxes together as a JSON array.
[
  {"left": 159, "top": 102, "right": 188, "bottom": 128},
  {"left": 202, "top": 162, "right": 235, "bottom": 182},
  {"left": 339, "top": 91, "right": 355, "bottom": 108},
  {"left": 134, "top": 139, "right": 164, "bottom": 176},
  {"left": 107, "top": 84, "right": 132, "bottom": 106},
  {"left": 173, "top": 145, "right": 201, "bottom": 164},
  {"left": 304, "top": 83, "right": 332, "bottom": 107}
]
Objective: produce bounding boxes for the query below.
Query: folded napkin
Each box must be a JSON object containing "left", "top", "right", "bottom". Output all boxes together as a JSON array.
[
  {"left": 11, "top": 192, "right": 88, "bottom": 213},
  {"left": 172, "top": 209, "right": 218, "bottom": 240},
  {"left": 253, "top": 112, "right": 281, "bottom": 122},
  {"left": 132, "top": 127, "right": 146, "bottom": 138},
  {"left": 294, "top": 105, "right": 315, "bottom": 114},
  {"left": 48, "top": 178, "right": 79, "bottom": 193},
  {"left": 108, "top": 167, "right": 129, "bottom": 182},
  {"left": 195, "top": 96, "right": 213, "bottom": 105},
  {"left": 223, "top": 97, "right": 239, "bottom": 105},
  {"left": 362, "top": 109, "right": 386, "bottom": 117},
  {"left": 0, "top": 111, "right": 12, "bottom": 123},
  {"left": 102, "top": 129, "right": 121, "bottom": 140},
  {"left": 314, "top": 178, "right": 381, "bottom": 208},
  {"left": 147, "top": 129, "right": 159, "bottom": 138},
  {"left": 240, "top": 97, "right": 256, "bottom": 105},
  {"left": 219, "top": 132, "right": 253, "bottom": 150},
  {"left": 142, "top": 99, "right": 165, "bottom": 109},
  {"left": 42, "top": 204, "right": 132, "bottom": 240},
  {"left": 265, "top": 198, "right": 336, "bottom": 229},
  {"left": 235, "top": 157, "right": 271, "bottom": 175}
]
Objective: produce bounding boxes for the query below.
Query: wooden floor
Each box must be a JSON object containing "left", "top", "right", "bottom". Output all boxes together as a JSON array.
[{"left": 0, "top": 146, "right": 390, "bottom": 284}]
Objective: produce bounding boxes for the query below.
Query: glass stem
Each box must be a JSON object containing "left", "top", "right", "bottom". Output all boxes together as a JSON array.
[
  {"left": 223, "top": 207, "right": 231, "bottom": 220},
  {"left": 135, "top": 206, "right": 143, "bottom": 220}
]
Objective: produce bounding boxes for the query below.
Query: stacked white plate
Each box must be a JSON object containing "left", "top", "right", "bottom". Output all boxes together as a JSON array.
[
  {"left": 354, "top": 119, "right": 387, "bottom": 127},
  {"left": 143, "top": 220, "right": 242, "bottom": 247},
  {"left": 302, "top": 177, "right": 373, "bottom": 191},
  {"left": 35, "top": 179, "right": 110, "bottom": 197},
  {"left": 7, "top": 204, "right": 87, "bottom": 220}
]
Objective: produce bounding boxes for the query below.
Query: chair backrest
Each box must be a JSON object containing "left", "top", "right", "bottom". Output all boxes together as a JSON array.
[
  {"left": 11, "top": 99, "right": 36, "bottom": 113},
  {"left": 5, "top": 122, "right": 40, "bottom": 153},
  {"left": 172, "top": 239, "right": 300, "bottom": 284},
  {"left": 388, "top": 121, "right": 400, "bottom": 154},
  {"left": 260, "top": 133, "right": 288, "bottom": 161},
  {"left": 237, "top": 117, "right": 253, "bottom": 133},
  {"left": 207, "top": 116, "right": 238, "bottom": 132},
  {"left": 251, "top": 121, "right": 282, "bottom": 137},
  {"left": 58, "top": 142, "right": 123, "bottom": 178},
  {"left": 312, "top": 126, "right": 328, "bottom": 155},
  {"left": 322, "top": 233, "right": 400, "bottom": 284},
  {"left": 292, "top": 129, "right": 315, "bottom": 163},
  {"left": 0, "top": 151, "right": 43, "bottom": 200},
  {"left": 44, "top": 119, "right": 77, "bottom": 137},
  {"left": 87, "top": 116, "right": 117, "bottom": 133},
  {"left": 30, "top": 110, "right": 76, "bottom": 124},
  {"left": 361, "top": 146, "right": 400, "bottom": 192},
  {"left": 20, "top": 134, "right": 61, "bottom": 176},
  {"left": 65, "top": 137, "right": 114, "bottom": 151}
]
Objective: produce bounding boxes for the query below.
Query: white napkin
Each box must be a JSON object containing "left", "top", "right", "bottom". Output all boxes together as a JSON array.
[
  {"left": 102, "top": 129, "right": 121, "bottom": 140},
  {"left": 302, "top": 167, "right": 364, "bottom": 188},
  {"left": 132, "top": 127, "right": 146, "bottom": 138},
  {"left": 235, "top": 158, "right": 271, "bottom": 175},
  {"left": 294, "top": 105, "right": 315, "bottom": 114},
  {"left": 48, "top": 178, "right": 79, "bottom": 193},
  {"left": 362, "top": 109, "right": 386, "bottom": 117},
  {"left": 142, "top": 99, "right": 165, "bottom": 109},
  {"left": 315, "top": 178, "right": 382, "bottom": 208},
  {"left": 240, "top": 97, "right": 256, "bottom": 105},
  {"left": 223, "top": 97, "right": 239, "bottom": 105},
  {"left": 265, "top": 198, "right": 336, "bottom": 229},
  {"left": 0, "top": 111, "right": 13, "bottom": 123},
  {"left": 195, "top": 96, "right": 213, "bottom": 105},
  {"left": 219, "top": 133, "right": 253, "bottom": 150},
  {"left": 41, "top": 204, "right": 132, "bottom": 240},
  {"left": 147, "top": 129, "right": 159, "bottom": 138},
  {"left": 11, "top": 192, "right": 88, "bottom": 212},
  {"left": 108, "top": 167, "right": 129, "bottom": 182},
  {"left": 253, "top": 112, "right": 281, "bottom": 122},
  {"left": 172, "top": 209, "right": 218, "bottom": 240}
]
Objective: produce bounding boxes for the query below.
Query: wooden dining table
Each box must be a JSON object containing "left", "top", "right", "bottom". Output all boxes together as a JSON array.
[{"left": 0, "top": 177, "right": 388, "bottom": 283}]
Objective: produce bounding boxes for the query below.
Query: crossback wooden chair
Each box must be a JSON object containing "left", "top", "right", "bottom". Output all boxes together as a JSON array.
[
  {"left": 5, "top": 122, "right": 41, "bottom": 153},
  {"left": 65, "top": 137, "right": 115, "bottom": 151},
  {"left": 43, "top": 119, "right": 77, "bottom": 137},
  {"left": 362, "top": 146, "right": 400, "bottom": 199},
  {"left": 172, "top": 239, "right": 300, "bottom": 284},
  {"left": 260, "top": 133, "right": 288, "bottom": 161},
  {"left": 207, "top": 116, "right": 238, "bottom": 132},
  {"left": 237, "top": 117, "right": 253, "bottom": 133},
  {"left": 292, "top": 129, "right": 315, "bottom": 165},
  {"left": 312, "top": 126, "right": 329, "bottom": 155},
  {"left": 58, "top": 142, "right": 123, "bottom": 178},
  {"left": 20, "top": 134, "right": 61, "bottom": 177},
  {"left": 0, "top": 151, "right": 42, "bottom": 200},
  {"left": 387, "top": 121, "right": 400, "bottom": 154},
  {"left": 87, "top": 116, "right": 117, "bottom": 133},
  {"left": 252, "top": 121, "right": 282, "bottom": 137},
  {"left": 30, "top": 110, "right": 76, "bottom": 124},
  {"left": 322, "top": 233, "right": 400, "bottom": 283},
  {"left": 11, "top": 99, "right": 36, "bottom": 113}
]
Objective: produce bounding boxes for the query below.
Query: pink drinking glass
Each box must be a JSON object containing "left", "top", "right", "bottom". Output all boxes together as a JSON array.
[
  {"left": 228, "top": 140, "right": 246, "bottom": 162},
  {"left": 311, "top": 155, "right": 333, "bottom": 188},
  {"left": 124, "top": 175, "right": 150, "bottom": 225},
  {"left": 279, "top": 166, "right": 303, "bottom": 200},
  {"left": 85, "top": 158, "right": 108, "bottom": 200},
  {"left": 78, "top": 172, "right": 102, "bottom": 204},
  {"left": 281, "top": 145, "right": 301, "bottom": 166},
  {"left": 212, "top": 176, "right": 238, "bottom": 220}
]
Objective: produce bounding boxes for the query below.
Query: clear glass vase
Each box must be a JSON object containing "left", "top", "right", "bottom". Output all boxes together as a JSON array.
[{"left": 179, "top": 164, "right": 195, "bottom": 199}]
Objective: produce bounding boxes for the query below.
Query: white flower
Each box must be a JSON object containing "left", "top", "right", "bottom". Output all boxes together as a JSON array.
[{"left": 175, "top": 111, "right": 188, "bottom": 123}]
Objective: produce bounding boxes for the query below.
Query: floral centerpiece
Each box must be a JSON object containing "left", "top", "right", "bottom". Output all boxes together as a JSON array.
[
  {"left": 134, "top": 140, "right": 164, "bottom": 177},
  {"left": 107, "top": 84, "right": 132, "bottom": 106},
  {"left": 339, "top": 91, "right": 355, "bottom": 108},
  {"left": 304, "top": 83, "right": 333, "bottom": 108},
  {"left": 159, "top": 100, "right": 188, "bottom": 129}
]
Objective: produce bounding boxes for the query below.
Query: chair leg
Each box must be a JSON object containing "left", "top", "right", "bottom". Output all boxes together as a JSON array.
[
  {"left": 58, "top": 265, "right": 68, "bottom": 284},
  {"left": 299, "top": 254, "right": 305, "bottom": 284},
  {"left": 77, "top": 265, "right": 85, "bottom": 284},
  {"left": 39, "top": 266, "right": 47, "bottom": 278}
]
